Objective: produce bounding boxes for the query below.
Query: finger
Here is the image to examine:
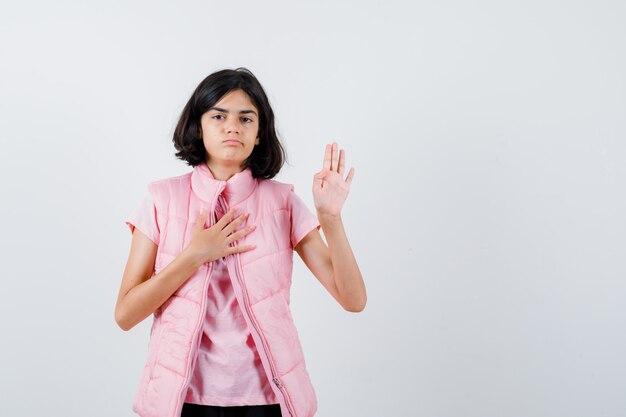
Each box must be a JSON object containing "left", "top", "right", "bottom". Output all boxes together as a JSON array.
[
  {"left": 227, "top": 243, "right": 257, "bottom": 255},
  {"left": 338, "top": 149, "right": 345, "bottom": 176},
  {"left": 195, "top": 210, "right": 206, "bottom": 229},
  {"left": 222, "top": 212, "right": 249, "bottom": 235},
  {"left": 345, "top": 167, "right": 355, "bottom": 185},
  {"left": 313, "top": 170, "right": 325, "bottom": 190},
  {"left": 323, "top": 143, "right": 331, "bottom": 171},
  {"left": 226, "top": 224, "right": 256, "bottom": 244},
  {"left": 216, "top": 206, "right": 238, "bottom": 228},
  {"left": 331, "top": 142, "right": 339, "bottom": 171},
  {"left": 314, "top": 169, "right": 327, "bottom": 181}
]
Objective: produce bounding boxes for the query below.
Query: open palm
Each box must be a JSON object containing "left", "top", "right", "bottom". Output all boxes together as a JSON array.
[{"left": 312, "top": 142, "right": 355, "bottom": 217}]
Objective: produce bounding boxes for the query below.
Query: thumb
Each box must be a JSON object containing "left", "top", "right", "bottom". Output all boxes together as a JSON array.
[
  {"left": 314, "top": 170, "right": 327, "bottom": 188},
  {"left": 314, "top": 169, "right": 327, "bottom": 179},
  {"left": 196, "top": 209, "right": 206, "bottom": 228}
]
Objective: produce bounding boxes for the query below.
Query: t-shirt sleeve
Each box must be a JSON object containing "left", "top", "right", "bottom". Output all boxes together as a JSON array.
[
  {"left": 288, "top": 186, "right": 321, "bottom": 249},
  {"left": 124, "top": 192, "right": 160, "bottom": 245}
]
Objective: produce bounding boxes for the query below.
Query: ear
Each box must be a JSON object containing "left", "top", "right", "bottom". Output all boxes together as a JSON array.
[{"left": 255, "top": 136, "right": 260, "bottom": 145}]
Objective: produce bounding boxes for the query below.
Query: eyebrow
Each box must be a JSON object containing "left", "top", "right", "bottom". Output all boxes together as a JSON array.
[{"left": 208, "top": 106, "right": 258, "bottom": 117}]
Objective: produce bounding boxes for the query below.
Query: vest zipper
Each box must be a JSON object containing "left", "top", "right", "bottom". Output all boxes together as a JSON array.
[
  {"left": 174, "top": 201, "right": 217, "bottom": 417},
  {"left": 217, "top": 195, "right": 297, "bottom": 417}
]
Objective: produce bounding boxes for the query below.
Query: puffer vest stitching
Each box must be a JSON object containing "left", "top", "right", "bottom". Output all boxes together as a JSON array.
[{"left": 132, "top": 164, "right": 318, "bottom": 417}]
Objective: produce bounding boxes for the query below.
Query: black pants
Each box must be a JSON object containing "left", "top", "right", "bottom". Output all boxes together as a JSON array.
[{"left": 181, "top": 402, "right": 282, "bottom": 417}]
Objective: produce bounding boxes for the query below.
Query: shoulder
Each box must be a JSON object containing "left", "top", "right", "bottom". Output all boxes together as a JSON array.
[
  {"left": 256, "top": 178, "right": 298, "bottom": 205},
  {"left": 146, "top": 172, "right": 192, "bottom": 196},
  {"left": 142, "top": 172, "right": 192, "bottom": 214}
]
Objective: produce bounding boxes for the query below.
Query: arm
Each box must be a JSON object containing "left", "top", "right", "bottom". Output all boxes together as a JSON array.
[
  {"left": 114, "top": 229, "right": 203, "bottom": 331},
  {"left": 295, "top": 215, "right": 366, "bottom": 312},
  {"left": 296, "top": 141, "right": 366, "bottom": 312},
  {"left": 115, "top": 207, "right": 254, "bottom": 331}
]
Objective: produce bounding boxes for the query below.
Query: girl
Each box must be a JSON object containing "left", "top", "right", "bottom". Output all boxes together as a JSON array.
[{"left": 115, "top": 67, "right": 366, "bottom": 417}]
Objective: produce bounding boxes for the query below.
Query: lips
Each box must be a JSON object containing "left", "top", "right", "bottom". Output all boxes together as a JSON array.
[{"left": 223, "top": 139, "right": 242, "bottom": 145}]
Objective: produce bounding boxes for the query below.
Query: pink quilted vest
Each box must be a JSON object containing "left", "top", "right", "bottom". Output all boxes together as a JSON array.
[{"left": 132, "top": 163, "right": 318, "bottom": 417}]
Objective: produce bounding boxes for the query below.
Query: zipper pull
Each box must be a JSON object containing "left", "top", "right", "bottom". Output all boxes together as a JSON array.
[{"left": 273, "top": 376, "right": 283, "bottom": 388}]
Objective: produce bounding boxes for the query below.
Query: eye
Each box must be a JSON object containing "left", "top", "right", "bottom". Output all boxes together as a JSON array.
[
  {"left": 242, "top": 117, "right": 253, "bottom": 123},
  {"left": 212, "top": 114, "right": 225, "bottom": 120}
]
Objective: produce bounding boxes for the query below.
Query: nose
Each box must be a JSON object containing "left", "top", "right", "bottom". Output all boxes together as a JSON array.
[{"left": 225, "top": 117, "right": 241, "bottom": 134}]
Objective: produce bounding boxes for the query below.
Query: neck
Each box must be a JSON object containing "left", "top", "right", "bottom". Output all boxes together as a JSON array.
[{"left": 206, "top": 161, "right": 243, "bottom": 181}]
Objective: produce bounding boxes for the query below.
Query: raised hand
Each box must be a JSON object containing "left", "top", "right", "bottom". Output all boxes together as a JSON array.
[{"left": 312, "top": 142, "right": 355, "bottom": 218}]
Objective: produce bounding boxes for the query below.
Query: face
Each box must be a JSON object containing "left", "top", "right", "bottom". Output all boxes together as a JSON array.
[{"left": 198, "top": 89, "right": 260, "bottom": 170}]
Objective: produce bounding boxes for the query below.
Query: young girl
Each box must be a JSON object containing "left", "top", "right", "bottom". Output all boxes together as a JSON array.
[{"left": 115, "top": 67, "right": 366, "bottom": 417}]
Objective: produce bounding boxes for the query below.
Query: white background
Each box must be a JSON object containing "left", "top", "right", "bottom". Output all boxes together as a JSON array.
[{"left": 1, "top": 1, "right": 625, "bottom": 416}]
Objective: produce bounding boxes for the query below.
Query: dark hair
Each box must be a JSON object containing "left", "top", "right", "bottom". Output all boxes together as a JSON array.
[{"left": 173, "top": 67, "right": 286, "bottom": 179}]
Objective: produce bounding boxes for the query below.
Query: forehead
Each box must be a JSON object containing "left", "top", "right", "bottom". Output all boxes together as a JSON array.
[{"left": 213, "top": 89, "right": 257, "bottom": 109}]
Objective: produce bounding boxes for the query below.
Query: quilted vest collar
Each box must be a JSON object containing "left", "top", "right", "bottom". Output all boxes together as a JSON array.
[{"left": 191, "top": 162, "right": 257, "bottom": 207}]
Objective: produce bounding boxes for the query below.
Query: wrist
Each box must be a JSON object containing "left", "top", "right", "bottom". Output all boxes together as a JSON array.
[
  {"left": 317, "top": 210, "right": 342, "bottom": 223},
  {"left": 180, "top": 247, "right": 204, "bottom": 270}
]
